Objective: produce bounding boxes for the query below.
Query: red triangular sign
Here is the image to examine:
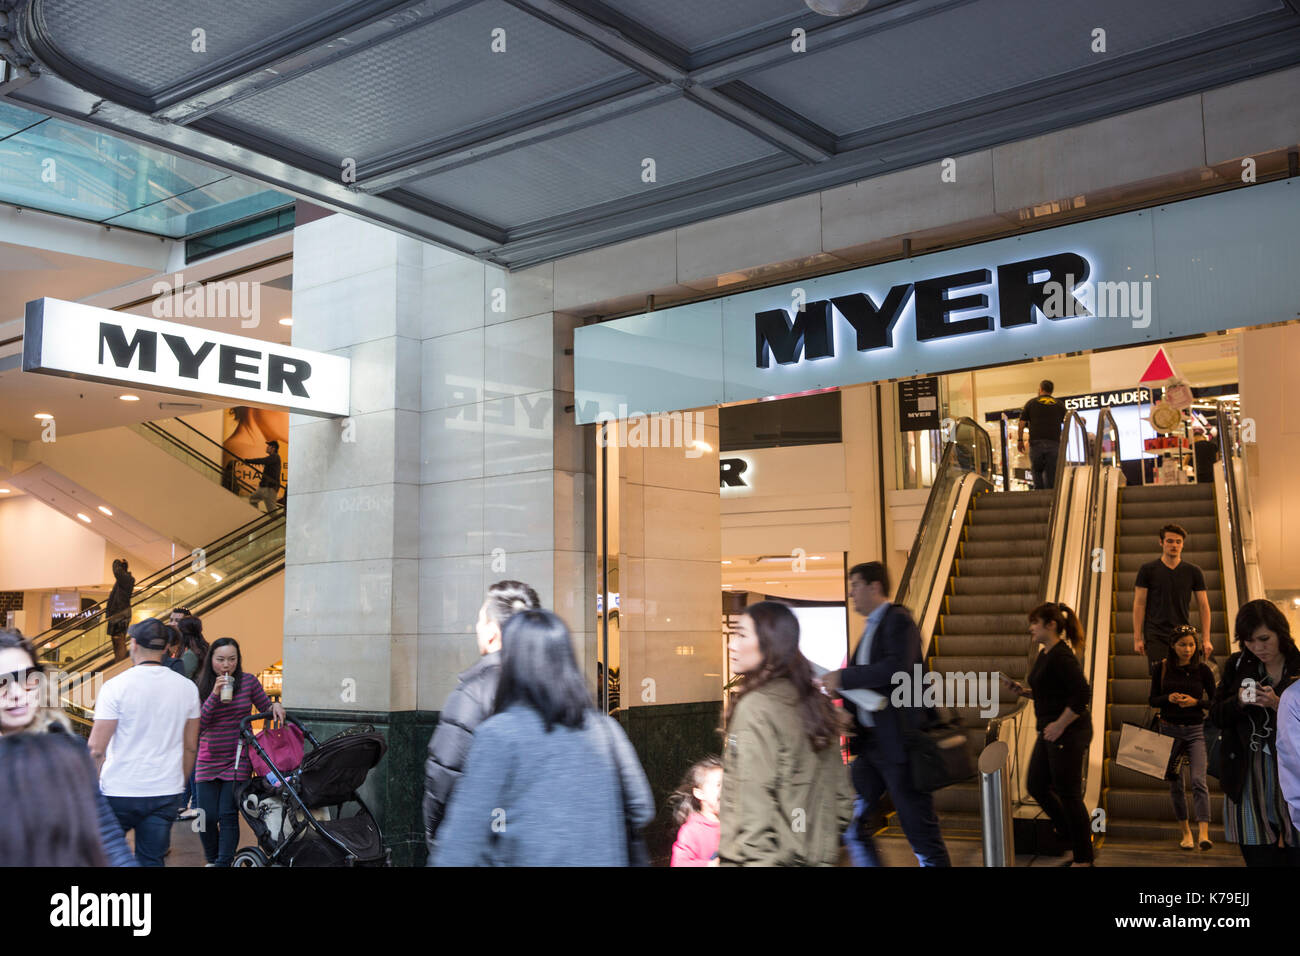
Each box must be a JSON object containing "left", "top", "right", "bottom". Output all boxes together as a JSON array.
[{"left": 1138, "top": 347, "right": 1176, "bottom": 383}]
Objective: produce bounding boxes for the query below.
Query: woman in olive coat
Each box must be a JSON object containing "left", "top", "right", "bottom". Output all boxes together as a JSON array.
[{"left": 720, "top": 601, "right": 854, "bottom": 866}]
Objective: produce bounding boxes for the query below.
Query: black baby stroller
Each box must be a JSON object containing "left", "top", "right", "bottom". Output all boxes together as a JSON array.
[{"left": 230, "top": 712, "right": 391, "bottom": 867}]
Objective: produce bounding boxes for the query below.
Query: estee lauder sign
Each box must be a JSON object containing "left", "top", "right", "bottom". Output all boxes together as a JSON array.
[
  {"left": 22, "top": 298, "right": 350, "bottom": 417},
  {"left": 755, "top": 252, "right": 1091, "bottom": 368}
]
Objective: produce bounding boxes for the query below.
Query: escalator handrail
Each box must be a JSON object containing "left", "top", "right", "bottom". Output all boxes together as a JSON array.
[
  {"left": 137, "top": 421, "right": 260, "bottom": 496},
  {"left": 1036, "top": 411, "right": 1092, "bottom": 602},
  {"left": 35, "top": 512, "right": 285, "bottom": 651},
  {"left": 895, "top": 417, "right": 993, "bottom": 608},
  {"left": 52, "top": 544, "right": 287, "bottom": 676},
  {"left": 1216, "top": 401, "right": 1251, "bottom": 606}
]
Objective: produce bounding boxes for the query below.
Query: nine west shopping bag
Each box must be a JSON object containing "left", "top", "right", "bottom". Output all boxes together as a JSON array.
[{"left": 1115, "top": 722, "right": 1175, "bottom": 779}]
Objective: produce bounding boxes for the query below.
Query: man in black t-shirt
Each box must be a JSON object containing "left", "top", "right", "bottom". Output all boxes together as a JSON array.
[
  {"left": 1192, "top": 427, "right": 1219, "bottom": 485},
  {"left": 1017, "top": 379, "right": 1067, "bottom": 490},
  {"left": 1133, "top": 523, "right": 1213, "bottom": 672}
]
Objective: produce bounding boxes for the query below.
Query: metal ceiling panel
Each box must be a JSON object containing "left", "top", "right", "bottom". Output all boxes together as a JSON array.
[
  {"left": 214, "top": 0, "right": 637, "bottom": 166},
  {"left": 743, "top": 0, "right": 1284, "bottom": 135},
  {"left": 575, "top": 0, "right": 819, "bottom": 56},
  {"left": 6, "top": 0, "right": 1300, "bottom": 268},
  {"left": 405, "top": 97, "right": 786, "bottom": 226},
  {"left": 34, "top": 0, "right": 359, "bottom": 98}
]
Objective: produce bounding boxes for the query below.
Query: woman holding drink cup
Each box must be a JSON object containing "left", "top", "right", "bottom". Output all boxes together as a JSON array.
[{"left": 195, "top": 637, "right": 286, "bottom": 867}]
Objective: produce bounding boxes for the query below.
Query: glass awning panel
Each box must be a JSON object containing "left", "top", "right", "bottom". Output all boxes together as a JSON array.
[{"left": 0, "top": 101, "right": 291, "bottom": 238}]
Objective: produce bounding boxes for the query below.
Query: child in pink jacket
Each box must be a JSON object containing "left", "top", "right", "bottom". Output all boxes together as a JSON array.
[{"left": 669, "top": 756, "right": 723, "bottom": 867}]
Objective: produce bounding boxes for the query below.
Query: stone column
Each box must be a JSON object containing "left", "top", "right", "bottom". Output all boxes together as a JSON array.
[{"left": 285, "top": 214, "right": 590, "bottom": 864}]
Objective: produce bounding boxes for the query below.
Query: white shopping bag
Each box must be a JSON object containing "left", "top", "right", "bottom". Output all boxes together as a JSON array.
[{"left": 1116, "top": 723, "right": 1175, "bottom": 779}]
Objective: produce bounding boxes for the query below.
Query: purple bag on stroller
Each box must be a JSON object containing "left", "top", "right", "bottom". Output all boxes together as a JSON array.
[{"left": 250, "top": 723, "right": 305, "bottom": 779}]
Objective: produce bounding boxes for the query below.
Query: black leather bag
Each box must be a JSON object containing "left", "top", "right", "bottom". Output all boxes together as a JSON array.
[{"left": 904, "top": 706, "right": 976, "bottom": 793}]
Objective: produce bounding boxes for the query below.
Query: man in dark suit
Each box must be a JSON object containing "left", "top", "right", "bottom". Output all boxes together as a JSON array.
[{"left": 821, "top": 561, "right": 950, "bottom": 867}]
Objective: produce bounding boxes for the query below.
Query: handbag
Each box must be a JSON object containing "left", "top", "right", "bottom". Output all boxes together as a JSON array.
[
  {"left": 250, "top": 722, "right": 305, "bottom": 779},
  {"left": 594, "top": 713, "right": 649, "bottom": 866},
  {"left": 903, "top": 706, "right": 975, "bottom": 793},
  {"left": 1205, "top": 720, "right": 1224, "bottom": 779},
  {"left": 1116, "top": 723, "right": 1176, "bottom": 779}
]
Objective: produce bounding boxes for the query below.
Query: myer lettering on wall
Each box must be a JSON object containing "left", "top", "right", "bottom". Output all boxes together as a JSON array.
[
  {"left": 22, "top": 298, "right": 350, "bottom": 417},
  {"left": 573, "top": 178, "right": 1300, "bottom": 423}
]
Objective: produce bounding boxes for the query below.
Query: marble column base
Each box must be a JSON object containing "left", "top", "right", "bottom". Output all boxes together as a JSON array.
[{"left": 289, "top": 707, "right": 439, "bottom": 867}]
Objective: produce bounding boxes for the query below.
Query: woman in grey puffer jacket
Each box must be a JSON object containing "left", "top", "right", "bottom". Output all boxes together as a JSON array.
[
  {"left": 432, "top": 610, "right": 654, "bottom": 867},
  {"left": 423, "top": 581, "right": 539, "bottom": 859}
]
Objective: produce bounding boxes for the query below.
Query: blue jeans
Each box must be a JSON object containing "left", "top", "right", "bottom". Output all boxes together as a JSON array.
[
  {"left": 107, "top": 793, "right": 184, "bottom": 867},
  {"left": 1161, "top": 720, "right": 1210, "bottom": 823},
  {"left": 196, "top": 779, "right": 240, "bottom": 866},
  {"left": 847, "top": 739, "right": 951, "bottom": 867}
]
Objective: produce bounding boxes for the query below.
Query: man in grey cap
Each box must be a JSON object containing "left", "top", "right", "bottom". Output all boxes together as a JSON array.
[{"left": 88, "top": 618, "right": 200, "bottom": 866}]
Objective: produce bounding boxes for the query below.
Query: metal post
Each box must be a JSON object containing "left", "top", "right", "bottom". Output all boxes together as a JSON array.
[
  {"left": 979, "top": 740, "right": 1015, "bottom": 867},
  {"left": 999, "top": 414, "right": 1011, "bottom": 491}
]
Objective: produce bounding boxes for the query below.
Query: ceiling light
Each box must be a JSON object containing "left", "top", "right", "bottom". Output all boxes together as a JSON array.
[
  {"left": 279, "top": 317, "right": 293, "bottom": 326},
  {"left": 0, "top": 488, "right": 9, "bottom": 494},
  {"left": 97, "top": 506, "right": 113, "bottom": 516},
  {"left": 209, "top": 571, "right": 223, "bottom": 582},
  {"left": 119, "top": 394, "right": 140, "bottom": 402},
  {"left": 76, "top": 513, "right": 91, "bottom": 523},
  {"left": 185, "top": 576, "right": 198, "bottom": 586},
  {"left": 806, "top": 0, "right": 871, "bottom": 16},
  {"left": 687, "top": 439, "right": 713, "bottom": 453},
  {"left": 34, "top": 412, "right": 53, "bottom": 420},
  {"left": 721, "top": 560, "right": 732, "bottom": 565}
]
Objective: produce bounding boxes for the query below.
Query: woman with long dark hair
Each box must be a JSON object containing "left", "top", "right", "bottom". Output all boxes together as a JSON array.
[
  {"left": 0, "top": 732, "right": 108, "bottom": 866},
  {"left": 433, "top": 610, "right": 653, "bottom": 866},
  {"left": 1212, "top": 599, "right": 1300, "bottom": 866},
  {"left": 0, "top": 627, "right": 135, "bottom": 865},
  {"left": 719, "top": 601, "right": 854, "bottom": 866},
  {"left": 1000, "top": 602, "right": 1093, "bottom": 865},
  {"left": 1151, "top": 624, "right": 1216, "bottom": 850},
  {"left": 176, "top": 615, "right": 209, "bottom": 680},
  {"left": 194, "top": 637, "right": 285, "bottom": 866}
]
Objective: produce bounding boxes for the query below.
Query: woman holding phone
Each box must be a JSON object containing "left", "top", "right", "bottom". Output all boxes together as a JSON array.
[
  {"left": 195, "top": 638, "right": 286, "bottom": 867},
  {"left": 1000, "top": 602, "right": 1093, "bottom": 866},
  {"left": 1212, "top": 599, "right": 1300, "bottom": 866}
]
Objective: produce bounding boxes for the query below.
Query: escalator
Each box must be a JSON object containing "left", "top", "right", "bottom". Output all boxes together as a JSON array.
[
  {"left": 888, "top": 413, "right": 1100, "bottom": 848},
  {"left": 1097, "top": 400, "right": 1260, "bottom": 853},
  {"left": 926, "top": 488, "right": 1053, "bottom": 834},
  {"left": 33, "top": 510, "right": 285, "bottom": 716},
  {"left": 1098, "top": 483, "right": 1227, "bottom": 843},
  {"left": 129, "top": 417, "right": 261, "bottom": 499}
]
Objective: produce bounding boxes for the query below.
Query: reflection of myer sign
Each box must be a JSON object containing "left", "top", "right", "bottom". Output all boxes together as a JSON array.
[
  {"left": 756, "top": 252, "right": 1090, "bottom": 368},
  {"left": 22, "top": 298, "right": 350, "bottom": 417}
]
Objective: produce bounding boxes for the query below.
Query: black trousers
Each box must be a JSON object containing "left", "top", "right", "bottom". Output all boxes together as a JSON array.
[
  {"left": 1239, "top": 843, "right": 1300, "bottom": 867},
  {"left": 1026, "top": 720, "right": 1093, "bottom": 863}
]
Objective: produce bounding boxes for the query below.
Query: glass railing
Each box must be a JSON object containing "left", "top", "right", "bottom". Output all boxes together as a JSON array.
[
  {"left": 896, "top": 417, "right": 994, "bottom": 618},
  {"left": 35, "top": 513, "right": 284, "bottom": 671}
]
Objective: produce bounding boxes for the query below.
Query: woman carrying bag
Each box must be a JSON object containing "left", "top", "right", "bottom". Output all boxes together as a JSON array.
[
  {"left": 432, "top": 610, "right": 653, "bottom": 866},
  {"left": 1212, "top": 599, "right": 1300, "bottom": 866},
  {"left": 1150, "top": 624, "right": 1216, "bottom": 851}
]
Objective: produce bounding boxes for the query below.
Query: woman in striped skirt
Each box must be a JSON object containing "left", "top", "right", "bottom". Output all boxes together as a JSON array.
[{"left": 1210, "top": 599, "right": 1300, "bottom": 866}]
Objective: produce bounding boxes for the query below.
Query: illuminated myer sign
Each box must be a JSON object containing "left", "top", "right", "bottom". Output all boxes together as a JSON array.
[
  {"left": 755, "top": 252, "right": 1090, "bottom": 368},
  {"left": 22, "top": 298, "right": 350, "bottom": 417}
]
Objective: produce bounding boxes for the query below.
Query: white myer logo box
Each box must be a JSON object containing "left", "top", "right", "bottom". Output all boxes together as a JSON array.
[{"left": 23, "top": 298, "right": 349, "bottom": 417}]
